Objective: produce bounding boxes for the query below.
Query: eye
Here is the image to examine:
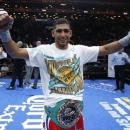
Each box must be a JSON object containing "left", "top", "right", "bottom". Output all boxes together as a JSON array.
[
  {"left": 64, "top": 29, "right": 70, "bottom": 33},
  {"left": 56, "top": 29, "right": 70, "bottom": 33},
  {"left": 56, "top": 29, "right": 62, "bottom": 33}
]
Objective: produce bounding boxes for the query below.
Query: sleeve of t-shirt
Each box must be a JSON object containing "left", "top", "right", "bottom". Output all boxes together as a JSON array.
[
  {"left": 77, "top": 45, "right": 99, "bottom": 64},
  {"left": 25, "top": 46, "right": 42, "bottom": 67}
]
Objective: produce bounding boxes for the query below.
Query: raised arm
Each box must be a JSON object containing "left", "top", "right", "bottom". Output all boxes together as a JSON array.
[
  {"left": 0, "top": 10, "right": 29, "bottom": 59},
  {"left": 3, "top": 39, "right": 29, "bottom": 59},
  {"left": 99, "top": 33, "right": 130, "bottom": 56},
  {"left": 99, "top": 41, "right": 122, "bottom": 55}
]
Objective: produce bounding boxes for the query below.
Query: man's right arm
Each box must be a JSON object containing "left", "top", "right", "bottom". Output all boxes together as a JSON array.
[
  {"left": 0, "top": 10, "right": 29, "bottom": 59},
  {"left": 3, "top": 39, "right": 29, "bottom": 59}
]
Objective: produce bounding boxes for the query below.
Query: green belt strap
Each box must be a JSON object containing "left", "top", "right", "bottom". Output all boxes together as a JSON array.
[{"left": 44, "top": 99, "right": 83, "bottom": 129}]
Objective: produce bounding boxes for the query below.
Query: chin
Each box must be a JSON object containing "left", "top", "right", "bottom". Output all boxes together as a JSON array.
[
  {"left": 56, "top": 40, "right": 69, "bottom": 48},
  {"left": 61, "top": 42, "right": 66, "bottom": 45}
]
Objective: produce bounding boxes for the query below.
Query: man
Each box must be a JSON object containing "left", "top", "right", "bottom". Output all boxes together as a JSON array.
[
  {"left": 0, "top": 46, "right": 7, "bottom": 59},
  {"left": 24, "top": 44, "right": 33, "bottom": 85},
  {"left": 110, "top": 48, "right": 130, "bottom": 93},
  {"left": 0, "top": 62, "right": 9, "bottom": 76},
  {"left": 31, "top": 41, "right": 41, "bottom": 89},
  {"left": 0, "top": 10, "right": 130, "bottom": 130},
  {"left": 0, "top": 47, "right": 7, "bottom": 77},
  {"left": 6, "top": 41, "right": 26, "bottom": 90}
]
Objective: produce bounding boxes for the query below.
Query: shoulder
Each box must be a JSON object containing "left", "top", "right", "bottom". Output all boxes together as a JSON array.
[
  {"left": 28, "top": 44, "right": 51, "bottom": 51},
  {"left": 38, "top": 44, "right": 52, "bottom": 49},
  {"left": 72, "top": 44, "right": 99, "bottom": 54},
  {"left": 114, "top": 52, "right": 118, "bottom": 55},
  {"left": 71, "top": 44, "right": 88, "bottom": 49},
  {"left": 123, "top": 52, "right": 127, "bottom": 55},
  {"left": 72, "top": 44, "right": 86, "bottom": 47}
]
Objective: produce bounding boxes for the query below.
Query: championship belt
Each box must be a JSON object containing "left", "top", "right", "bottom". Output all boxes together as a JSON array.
[{"left": 44, "top": 99, "right": 83, "bottom": 129}]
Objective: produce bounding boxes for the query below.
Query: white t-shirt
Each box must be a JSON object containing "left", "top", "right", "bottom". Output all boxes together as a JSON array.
[{"left": 26, "top": 43, "right": 99, "bottom": 106}]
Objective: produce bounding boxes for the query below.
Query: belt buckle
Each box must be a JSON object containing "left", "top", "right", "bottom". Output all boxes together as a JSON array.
[{"left": 57, "top": 100, "right": 82, "bottom": 128}]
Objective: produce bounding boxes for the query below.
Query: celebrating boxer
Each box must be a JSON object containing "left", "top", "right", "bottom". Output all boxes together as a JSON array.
[{"left": 0, "top": 10, "right": 130, "bottom": 130}]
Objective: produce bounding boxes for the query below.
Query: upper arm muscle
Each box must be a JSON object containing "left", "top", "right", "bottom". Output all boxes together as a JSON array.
[{"left": 18, "top": 48, "right": 29, "bottom": 59}]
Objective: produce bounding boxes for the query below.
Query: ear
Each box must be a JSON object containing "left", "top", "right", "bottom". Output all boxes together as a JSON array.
[
  {"left": 70, "top": 30, "right": 72, "bottom": 37},
  {"left": 51, "top": 30, "right": 54, "bottom": 37}
]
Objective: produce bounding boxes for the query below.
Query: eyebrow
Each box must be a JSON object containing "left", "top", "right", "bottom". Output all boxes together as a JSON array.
[{"left": 55, "top": 29, "right": 70, "bottom": 32}]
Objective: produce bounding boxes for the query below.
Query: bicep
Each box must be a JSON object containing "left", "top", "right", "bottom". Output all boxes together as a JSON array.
[
  {"left": 18, "top": 48, "right": 29, "bottom": 59},
  {"left": 99, "top": 41, "right": 122, "bottom": 56}
]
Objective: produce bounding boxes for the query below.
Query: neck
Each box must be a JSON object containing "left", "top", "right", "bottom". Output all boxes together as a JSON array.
[{"left": 55, "top": 43, "right": 69, "bottom": 50}]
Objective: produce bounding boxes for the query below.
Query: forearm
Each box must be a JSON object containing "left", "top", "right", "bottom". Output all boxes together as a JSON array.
[
  {"left": 99, "top": 41, "right": 123, "bottom": 55},
  {"left": 126, "top": 56, "right": 130, "bottom": 63},
  {"left": 0, "top": 50, "right": 2, "bottom": 55},
  {"left": 3, "top": 39, "right": 20, "bottom": 58},
  {"left": 99, "top": 31, "right": 130, "bottom": 55}
]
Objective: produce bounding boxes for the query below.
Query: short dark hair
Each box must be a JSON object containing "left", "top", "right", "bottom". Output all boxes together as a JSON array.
[{"left": 53, "top": 18, "right": 71, "bottom": 29}]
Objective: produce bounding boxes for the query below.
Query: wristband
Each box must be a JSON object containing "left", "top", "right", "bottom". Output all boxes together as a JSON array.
[
  {"left": 0, "top": 10, "right": 13, "bottom": 42},
  {"left": 119, "top": 32, "right": 130, "bottom": 46},
  {"left": 0, "top": 30, "right": 11, "bottom": 43}
]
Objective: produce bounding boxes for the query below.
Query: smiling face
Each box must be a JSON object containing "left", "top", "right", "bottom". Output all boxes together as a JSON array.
[
  {"left": 51, "top": 23, "right": 72, "bottom": 50},
  {"left": 36, "top": 41, "right": 41, "bottom": 47}
]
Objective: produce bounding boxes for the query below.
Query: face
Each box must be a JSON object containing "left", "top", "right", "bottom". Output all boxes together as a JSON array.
[
  {"left": 36, "top": 41, "right": 41, "bottom": 46},
  {"left": 119, "top": 48, "right": 124, "bottom": 52},
  {"left": 51, "top": 24, "right": 72, "bottom": 49},
  {"left": 17, "top": 41, "right": 23, "bottom": 48}
]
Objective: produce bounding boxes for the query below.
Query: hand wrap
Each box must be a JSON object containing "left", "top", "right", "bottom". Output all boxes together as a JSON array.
[
  {"left": 119, "top": 32, "right": 130, "bottom": 46},
  {"left": 0, "top": 10, "right": 13, "bottom": 43}
]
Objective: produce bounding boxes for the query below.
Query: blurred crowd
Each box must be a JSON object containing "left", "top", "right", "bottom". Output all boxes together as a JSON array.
[
  {"left": 1, "top": 17, "right": 130, "bottom": 47},
  {"left": 0, "top": 17, "right": 130, "bottom": 79}
]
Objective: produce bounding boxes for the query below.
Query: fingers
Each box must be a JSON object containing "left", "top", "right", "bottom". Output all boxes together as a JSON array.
[
  {"left": 0, "top": 13, "right": 14, "bottom": 31},
  {"left": 0, "top": 13, "right": 12, "bottom": 26}
]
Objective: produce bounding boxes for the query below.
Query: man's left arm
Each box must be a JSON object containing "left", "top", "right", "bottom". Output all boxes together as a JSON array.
[
  {"left": 124, "top": 53, "right": 130, "bottom": 63},
  {"left": 99, "top": 32, "right": 130, "bottom": 56}
]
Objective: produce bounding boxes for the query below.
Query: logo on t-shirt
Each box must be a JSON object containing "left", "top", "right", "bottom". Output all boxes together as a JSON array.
[{"left": 44, "top": 54, "right": 83, "bottom": 95}]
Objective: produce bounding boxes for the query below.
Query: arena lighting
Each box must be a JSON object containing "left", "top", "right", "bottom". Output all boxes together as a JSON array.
[
  {"left": 35, "top": 19, "right": 48, "bottom": 22},
  {"left": 35, "top": 18, "right": 52, "bottom": 22},
  {"left": 84, "top": 11, "right": 88, "bottom": 13},
  {"left": 42, "top": 9, "right": 46, "bottom": 12},
  {"left": 123, "top": 12, "right": 128, "bottom": 15},
  {"left": 60, "top": 3, "right": 67, "bottom": 6}
]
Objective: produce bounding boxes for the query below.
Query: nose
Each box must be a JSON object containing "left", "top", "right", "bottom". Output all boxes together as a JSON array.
[{"left": 60, "top": 31, "right": 66, "bottom": 36}]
